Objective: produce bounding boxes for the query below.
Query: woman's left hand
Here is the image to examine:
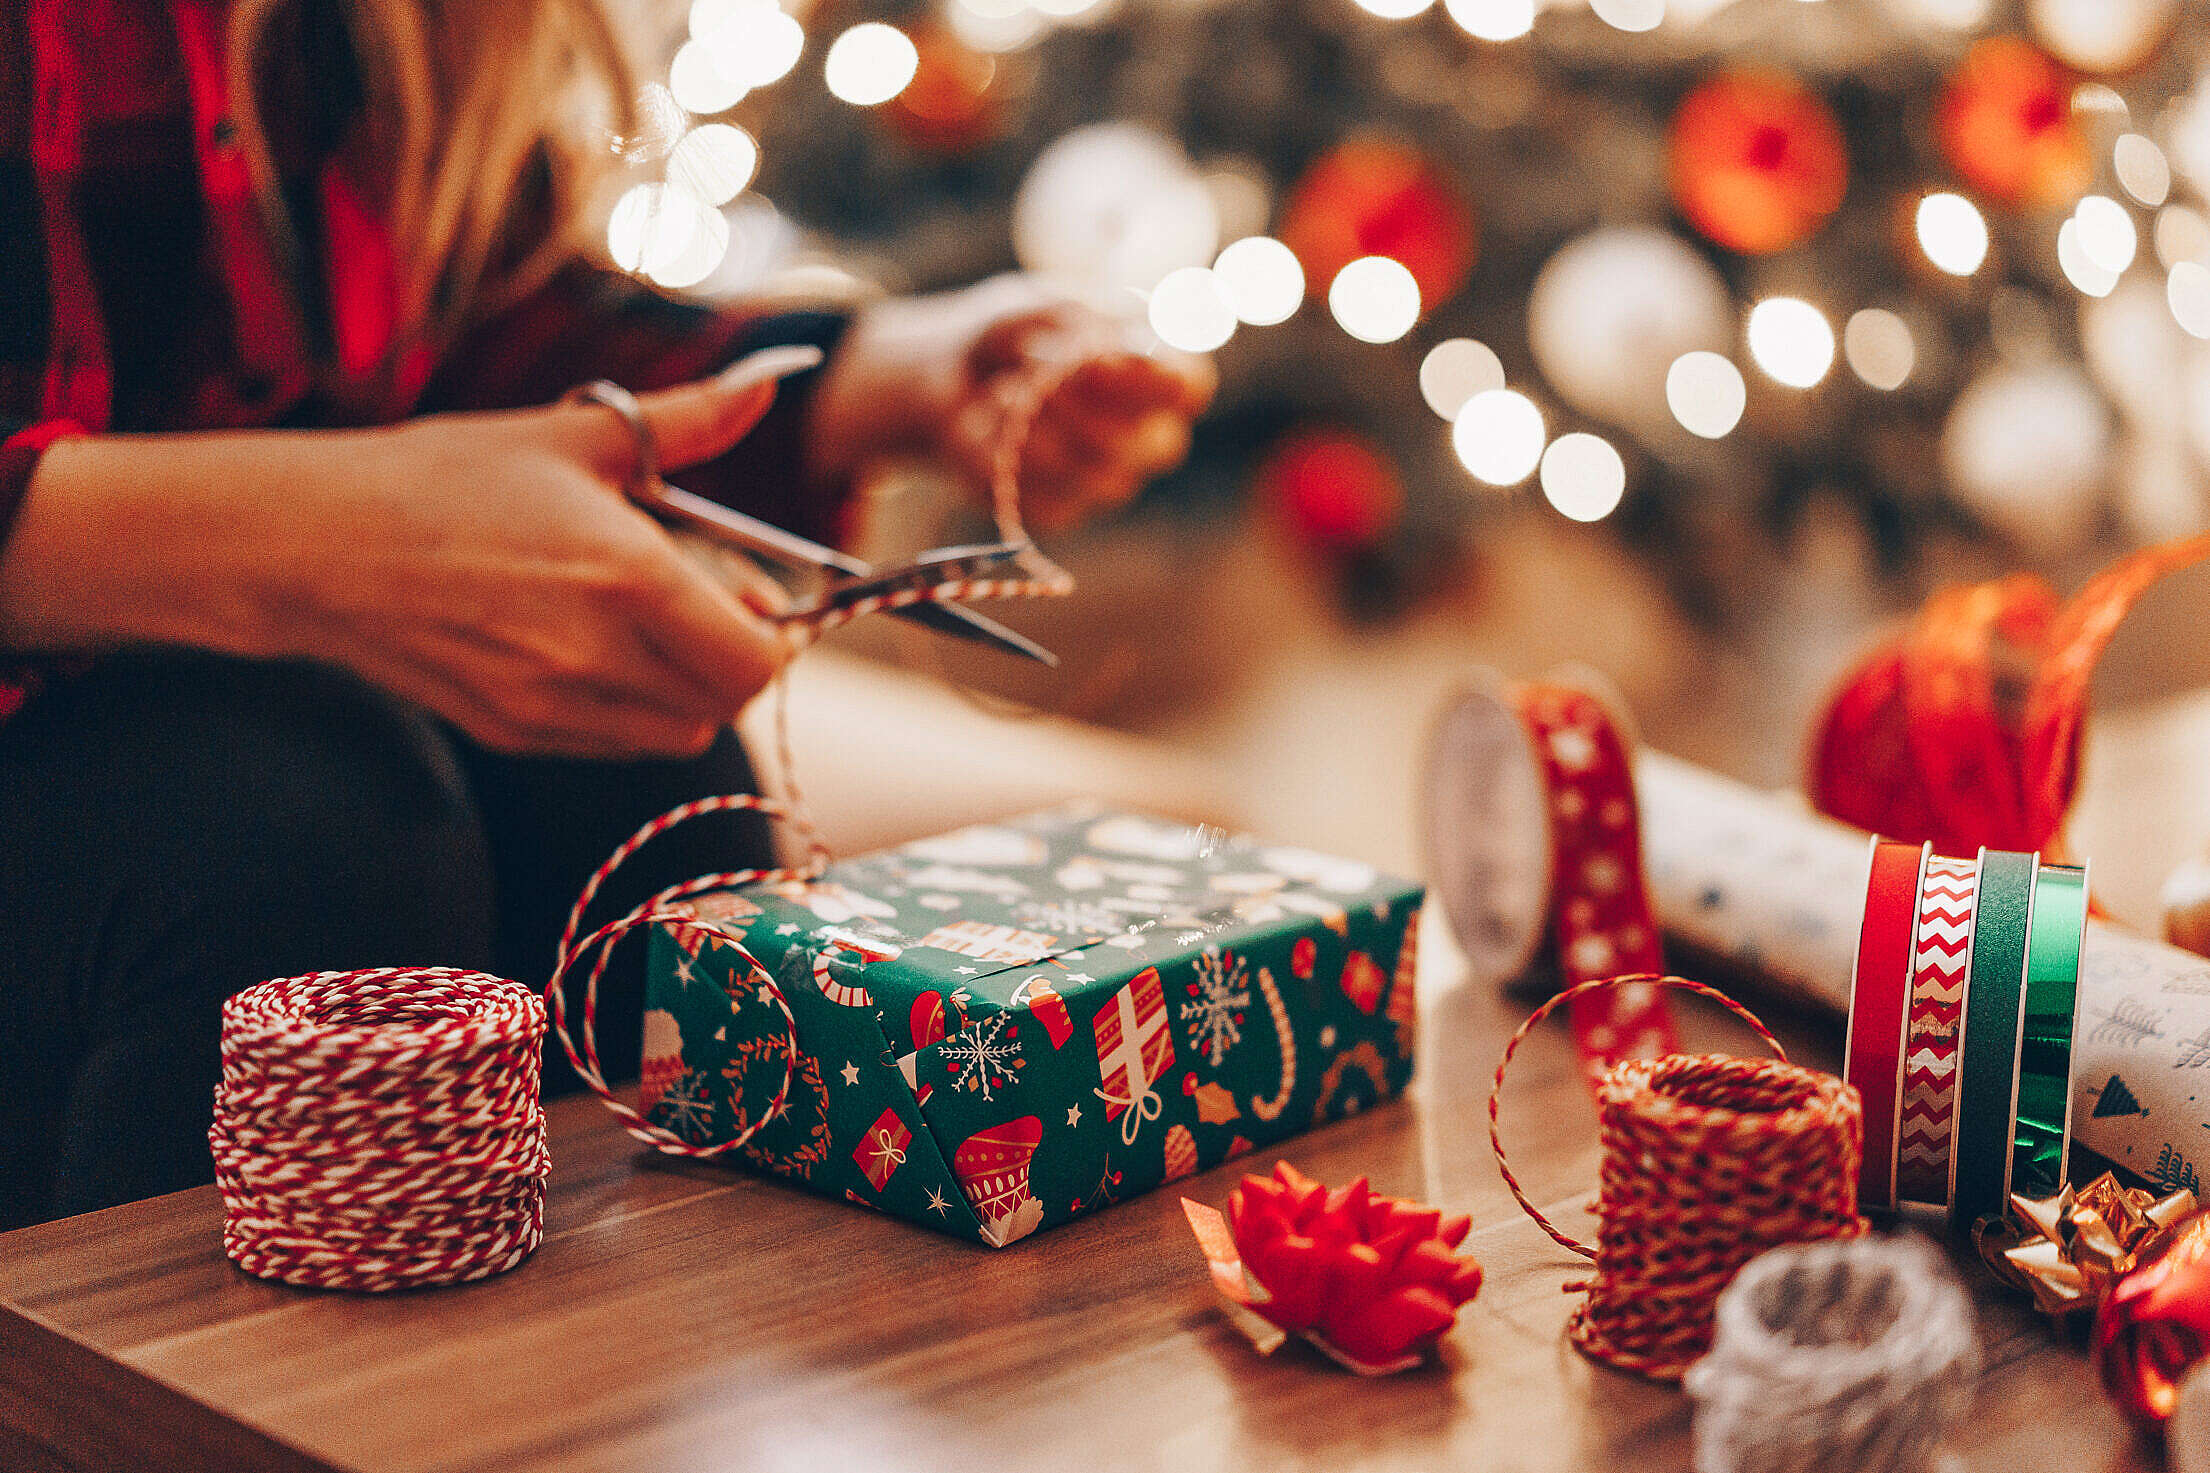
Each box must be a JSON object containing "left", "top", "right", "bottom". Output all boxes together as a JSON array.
[{"left": 807, "top": 275, "right": 1216, "bottom": 533}]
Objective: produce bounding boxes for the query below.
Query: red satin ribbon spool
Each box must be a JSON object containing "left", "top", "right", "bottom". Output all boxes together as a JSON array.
[
  {"left": 1846, "top": 840, "right": 1927, "bottom": 1212},
  {"left": 1516, "top": 682, "right": 1684, "bottom": 1086},
  {"left": 1810, "top": 534, "right": 2210, "bottom": 859}
]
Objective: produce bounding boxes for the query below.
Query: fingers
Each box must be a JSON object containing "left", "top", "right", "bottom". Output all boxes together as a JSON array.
[
  {"left": 624, "top": 552, "right": 799, "bottom": 713},
  {"left": 1062, "top": 350, "right": 1217, "bottom": 418}
]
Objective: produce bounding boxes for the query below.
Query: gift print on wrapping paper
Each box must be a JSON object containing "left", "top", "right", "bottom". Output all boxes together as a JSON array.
[
  {"left": 855, "top": 1107, "right": 913, "bottom": 1192},
  {"left": 1093, "top": 966, "right": 1176, "bottom": 1144}
]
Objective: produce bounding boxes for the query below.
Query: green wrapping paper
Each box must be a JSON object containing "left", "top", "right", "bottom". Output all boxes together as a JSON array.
[
  {"left": 638, "top": 805, "right": 1422, "bottom": 1246},
  {"left": 2016, "top": 863, "right": 2087, "bottom": 1198},
  {"left": 1956, "top": 850, "right": 2034, "bottom": 1223}
]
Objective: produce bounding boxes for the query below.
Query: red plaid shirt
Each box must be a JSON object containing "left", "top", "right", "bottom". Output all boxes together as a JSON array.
[{"left": 1, "top": 0, "right": 849, "bottom": 719}]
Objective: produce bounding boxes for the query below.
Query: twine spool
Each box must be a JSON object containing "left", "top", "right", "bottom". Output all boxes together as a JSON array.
[
  {"left": 210, "top": 968, "right": 550, "bottom": 1292},
  {"left": 1685, "top": 1235, "right": 1977, "bottom": 1473},
  {"left": 1490, "top": 975, "right": 1870, "bottom": 1380}
]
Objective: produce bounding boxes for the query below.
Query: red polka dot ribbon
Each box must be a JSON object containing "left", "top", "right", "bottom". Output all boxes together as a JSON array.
[
  {"left": 1517, "top": 682, "right": 1682, "bottom": 1088},
  {"left": 210, "top": 969, "right": 550, "bottom": 1293}
]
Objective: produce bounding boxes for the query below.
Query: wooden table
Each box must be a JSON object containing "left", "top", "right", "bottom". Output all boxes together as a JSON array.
[{"left": 0, "top": 939, "right": 2156, "bottom": 1473}]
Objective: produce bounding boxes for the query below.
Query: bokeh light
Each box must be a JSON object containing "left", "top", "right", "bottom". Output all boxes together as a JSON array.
[
  {"left": 668, "top": 40, "right": 747, "bottom": 115},
  {"left": 1147, "top": 267, "right": 1237, "bottom": 354},
  {"left": 1843, "top": 308, "right": 1916, "bottom": 390},
  {"left": 1452, "top": 389, "right": 1545, "bottom": 485},
  {"left": 1352, "top": 0, "right": 1436, "bottom": 15},
  {"left": 667, "top": 124, "right": 759, "bottom": 207},
  {"left": 1420, "top": 339, "right": 1506, "bottom": 421},
  {"left": 2074, "top": 195, "right": 2139, "bottom": 275},
  {"left": 1745, "top": 298, "right": 1835, "bottom": 388},
  {"left": 2170, "top": 261, "right": 2210, "bottom": 338},
  {"left": 2116, "top": 134, "right": 2172, "bottom": 207},
  {"left": 947, "top": 0, "right": 1046, "bottom": 51},
  {"left": 699, "top": 2, "right": 805, "bottom": 90},
  {"left": 1328, "top": 256, "right": 1422, "bottom": 344},
  {"left": 1444, "top": 0, "right": 1536, "bottom": 41},
  {"left": 608, "top": 183, "right": 700, "bottom": 275},
  {"left": 2059, "top": 218, "right": 2121, "bottom": 296},
  {"left": 1540, "top": 433, "right": 1627, "bottom": 521},
  {"left": 1915, "top": 192, "right": 1989, "bottom": 276},
  {"left": 2157, "top": 204, "right": 2210, "bottom": 269},
  {"left": 1590, "top": 0, "right": 1665, "bottom": 32},
  {"left": 1665, "top": 351, "right": 1746, "bottom": 437},
  {"left": 824, "top": 23, "right": 920, "bottom": 106},
  {"left": 1212, "top": 237, "right": 1306, "bottom": 326}
]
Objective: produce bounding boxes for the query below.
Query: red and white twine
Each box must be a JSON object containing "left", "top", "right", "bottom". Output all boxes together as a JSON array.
[
  {"left": 543, "top": 349, "right": 1084, "bottom": 1156},
  {"left": 210, "top": 969, "right": 551, "bottom": 1292},
  {"left": 1489, "top": 975, "right": 1869, "bottom": 1380}
]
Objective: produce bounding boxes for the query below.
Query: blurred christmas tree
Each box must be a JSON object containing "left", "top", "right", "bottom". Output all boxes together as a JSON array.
[{"left": 626, "top": 0, "right": 2210, "bottom": 620}]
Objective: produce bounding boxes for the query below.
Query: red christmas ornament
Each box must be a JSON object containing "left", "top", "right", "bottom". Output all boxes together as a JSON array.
[
  {"left": 1668, "top": 71, "right": 1848, "bottom": 255},
  {"left": 2096, "top": 1210, "right": 2210, "bottom": 1426},
  {"left": 886, "top": 22, "right": 1003, "bottom": 153},
  {"left": 1258, "top": 428, "right": 1404, "bottom": 554},
  {"left": 1291, "top": 936, "right": 1318, "bottom": 980},
  {"left": 1280, "top": 138, "right": 1476, "bottom": 312},
  {"left": 1934, "top": 38, "right": 2089, "bottom": 208},
  {"left": 1182, "top": 1161, "right": 1483, "bottom": 1374}
]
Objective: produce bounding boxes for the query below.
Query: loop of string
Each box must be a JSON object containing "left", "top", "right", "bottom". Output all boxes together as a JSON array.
[{"left": 548, "top": 349, "right": 1087, "bottom": 1156}]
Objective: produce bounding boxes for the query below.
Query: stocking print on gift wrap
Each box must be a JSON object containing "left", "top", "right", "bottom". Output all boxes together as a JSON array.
[{"left": 1093, "top": 967, "right": 1177, "bottom": 1145}]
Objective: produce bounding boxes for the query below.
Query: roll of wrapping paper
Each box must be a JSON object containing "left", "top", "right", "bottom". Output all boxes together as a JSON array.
[
  {"left": 1639, "top": 752, "right": 2195, "bottom": 1199},
  {"left": 1421, "top": 675, "right": 1680, "bottom": 1090}
]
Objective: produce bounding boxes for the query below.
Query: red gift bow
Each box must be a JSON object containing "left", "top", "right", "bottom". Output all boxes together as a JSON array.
[
  {"left": 1809, "top": 533, "right": 2210, "bottom": 858},
  {"left": 1182, "top": 1161, "right": 1483, "bottom": 1374}
]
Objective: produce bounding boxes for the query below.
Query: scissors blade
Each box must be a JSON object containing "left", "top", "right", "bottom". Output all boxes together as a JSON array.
[{"left": 646, "top": 486, "right": 1058, "bottom": 665}]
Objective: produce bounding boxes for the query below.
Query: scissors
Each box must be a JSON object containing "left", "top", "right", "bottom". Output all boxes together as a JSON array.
[{"left": 569, "top": 346, "right": 1057, "bottom": 666}]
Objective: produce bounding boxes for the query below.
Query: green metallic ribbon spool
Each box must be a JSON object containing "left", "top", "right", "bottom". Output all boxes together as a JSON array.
[
  {"left": 1954, "top": 850, "right": 2036, "bottom": 1224},
  {"left": 2014, "top": 862, "right": 2087, "bottom": 1199}
]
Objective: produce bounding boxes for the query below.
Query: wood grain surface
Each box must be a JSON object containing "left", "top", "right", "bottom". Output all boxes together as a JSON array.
[{"left": 0, "top": 931, "right": 2160, "bottom": 1473}]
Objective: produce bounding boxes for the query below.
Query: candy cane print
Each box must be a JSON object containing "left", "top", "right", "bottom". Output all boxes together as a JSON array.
[{"left": 1248, "top": 966, "right": 1297, "bottom": 1122}]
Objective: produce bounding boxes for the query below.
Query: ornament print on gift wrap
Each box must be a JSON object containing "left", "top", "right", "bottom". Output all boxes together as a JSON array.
[
  {"left": 723, "top": 1035, "right": 831, "bottom": 1181},
  {"left": 1181, "top": 948, "right": 1251, "bottom": 1067},
  {"left": 953, "top": 1116, "right": 1045, "bottom": 1248},
  {"left": 1315, "top": 1041, "right": 1392, "bottom": 1125},
  {"left": 639, "top": 1008, "right": 685, "bottom": 1116},
  {"left": 941, "top": 1010, "right": 1027, "bottom": 1101},
  {"left": 1092, "top": 966, "right": 1176, "bottom": 1144},
  {"left": 1163, "top": 1123, "right": 1199, "bottom": 1182}
]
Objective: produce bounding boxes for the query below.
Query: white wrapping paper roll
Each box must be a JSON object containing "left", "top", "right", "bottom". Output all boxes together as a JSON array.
[{"left": 1638, "top": 750, "right": 2210, "bottom": 1195}]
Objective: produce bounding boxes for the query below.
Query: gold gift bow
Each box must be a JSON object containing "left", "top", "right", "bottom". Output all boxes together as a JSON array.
[{"left": 1974, "top": 1172, "right": 2198, "bottom": 1315}]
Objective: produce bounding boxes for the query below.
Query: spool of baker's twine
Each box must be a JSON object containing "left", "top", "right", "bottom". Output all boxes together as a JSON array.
[
  {"left": 1489, "top": 976, "right": 1870, "bottom": 1380},
  {"left": 1684, "top": 1235, "right": 1978, "bottom": 1473},
  {"left": 210, "top": 969, "right": 552, "bottom": 1292}
]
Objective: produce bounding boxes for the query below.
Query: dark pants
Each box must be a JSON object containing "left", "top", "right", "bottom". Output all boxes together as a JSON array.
[{"left": 0, "top": 650, "right": 773, "bottom": 1228}]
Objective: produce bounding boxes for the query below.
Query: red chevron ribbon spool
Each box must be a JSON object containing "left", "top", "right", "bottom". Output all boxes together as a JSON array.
[
  {"left": 1897, "top": 853, "right": 1980, "bottom": 1207},
  {"left": 1845, "top": 840, "right": 1926, "bottom": 1213}
]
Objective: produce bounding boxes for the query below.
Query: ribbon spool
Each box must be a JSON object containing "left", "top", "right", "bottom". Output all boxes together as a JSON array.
[
  {"left": 1845, "top": 838, "right": 2087, "bottom": 1223},
  {"left": 1489, "top": 975, "right": 1868, "bottom": 1380},
  {"left": 1421, "top": 671, "right": 1681, "bottom": 1089},
  {"left": 210, "top": 969, "right": 550, "bottom": 1292}
]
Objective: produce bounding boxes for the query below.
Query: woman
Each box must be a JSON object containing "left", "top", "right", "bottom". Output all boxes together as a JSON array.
[{"left": 0, "top": 1, "right": 1212, "bottom": 1226}]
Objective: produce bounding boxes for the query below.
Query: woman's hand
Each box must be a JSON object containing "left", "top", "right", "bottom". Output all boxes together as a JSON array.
[
  {"left": 808, "top": 275, "right": 1216, "bottom": 533},
  {"left": 0, "top": 368, "right": 799, "bottom": 759}
]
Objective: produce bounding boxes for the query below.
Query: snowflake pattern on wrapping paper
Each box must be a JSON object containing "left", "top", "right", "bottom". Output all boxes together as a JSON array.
[
  {"left": 652, "top": 1069, "right": 720, "bottom": 1145},
  {"left": 940, "top": 1010, "right": 1026, "bottom": 1101},
  {"left": 1180, "top": 947, "right": 1250, "bottom": 1067},
  {"left": 1011, "top": 896, "right": 1131, "bottom": 939}
]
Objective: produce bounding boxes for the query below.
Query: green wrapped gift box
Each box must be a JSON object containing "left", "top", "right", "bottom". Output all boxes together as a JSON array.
[{"left": 641, "top": 804, "right": 1422, "bottom": 1246}]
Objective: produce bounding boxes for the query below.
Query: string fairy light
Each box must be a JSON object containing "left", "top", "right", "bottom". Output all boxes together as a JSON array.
[
  {"left": 1540, "top": 433, "right": 1627, "bottom": 521},
  {"left": 1915, "top": 192, "right": 1989, "bottom": 276},
  {"left": 1148, "top": 266, "right": 1238, "bottom": 354},
  {"left": 1665, "top": 351, "right": 1746, "bottom": 438},
  {"left": 1421, "top": 339, "right": 1507, "bottom": 421},
  {"left": 1746, "top": 298, "right": 1835, "bottom": 389},
  {"left": 1329, "top": 256, "right": 1422, "bottom": 344},
  {"left": 1444, "top": 0, "right": 1537, "bottom": 42},
  {"left": 1212, "top": 237, "right": 1306, "bottom": 326},
  {"left": 824, "top": 23, "right": 920, "bottom": 107},
  {"left": 1843, "top": 309, "right": 1916, "bottom": 391},
  {"left": 1453, "top": 389, "right": 1546, "bottom": 486},
  {"left": 2074, "top": 195, "right": 2140, "bottom": 276}
]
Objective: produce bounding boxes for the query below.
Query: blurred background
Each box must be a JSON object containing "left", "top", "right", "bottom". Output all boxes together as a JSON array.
[{"left": 611, "top": 0, "right": 2210, "bottom": 920}]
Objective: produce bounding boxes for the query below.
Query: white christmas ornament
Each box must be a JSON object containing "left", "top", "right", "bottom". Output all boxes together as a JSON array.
[
  {"left": 1527, "top": 227, "right": 1731, "bottom": 432},
  {"left": 1013, "top": 124, "right": 1220, "bottom": 294},
  {"left": 1940, "top": 362, "right": 2110, "bottom": 554}
]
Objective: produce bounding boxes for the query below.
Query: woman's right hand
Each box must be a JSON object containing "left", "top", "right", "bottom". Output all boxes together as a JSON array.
[{"left": 0, "top": 367, "right": 800, "bottom": 759}]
